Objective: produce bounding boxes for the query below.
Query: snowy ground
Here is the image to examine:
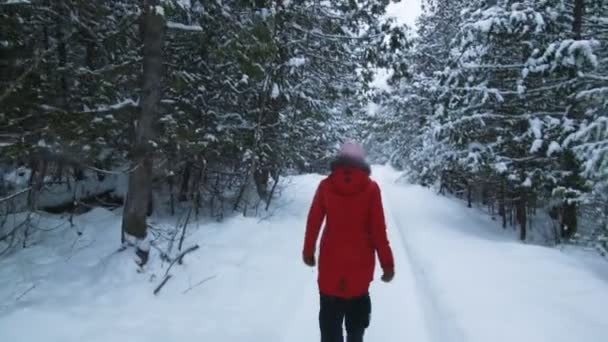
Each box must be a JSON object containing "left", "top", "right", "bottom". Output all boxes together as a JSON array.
[{"left": 1, "top": 166, "right": 607, "bottom": 342}]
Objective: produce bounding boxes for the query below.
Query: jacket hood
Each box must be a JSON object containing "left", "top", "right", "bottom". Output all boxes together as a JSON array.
[{"left": 328, "top": 155, "right": 371, "bottom": 196}]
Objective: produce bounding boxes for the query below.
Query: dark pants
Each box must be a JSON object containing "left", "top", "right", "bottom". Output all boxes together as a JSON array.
[{"left": 319, "top": 293, "right": 371, "bottom": 342}]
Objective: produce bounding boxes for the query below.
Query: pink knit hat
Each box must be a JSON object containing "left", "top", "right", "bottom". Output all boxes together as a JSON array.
[{"left": 339, "top": 141, "right": 366, "bottom": 160}]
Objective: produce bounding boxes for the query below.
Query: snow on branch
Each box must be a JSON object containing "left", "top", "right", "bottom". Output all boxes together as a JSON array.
[
  {"left": 83, "top": 99, "right": 138, "bottom": 113},
  {"left": 290, "top": 23, "right": 380, "bottom": 41},
  {"left": 167, "top": 21, "right": 203, "bottom": 32},
  {"left": 1, "top": 0, "right": 31, "bottom": 5}
]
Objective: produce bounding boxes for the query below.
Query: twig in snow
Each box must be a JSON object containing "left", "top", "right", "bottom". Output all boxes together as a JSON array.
[
  {"left": 265, "top": 175, "right": 281, "bottom": 211},
  {"left": 0, "top": 187, "right": 32, "bottom": 203},
  {"left": 153, "top": 244, "right": 200, "bottom": 296},
  {"left": 163, "top": 244, "right": 200, "bottom": 278},
  {"left": 182, "top": 275, "right": 217, "bottom": 294},
  {"left": 177, "top": 207, "right": 192, "bottom": 253},
  {"left": 16, "top": 284, "right": 36, "bottom": 301},
  {"left": 153, "top": 275, "right": 172, "bottom": 296}
]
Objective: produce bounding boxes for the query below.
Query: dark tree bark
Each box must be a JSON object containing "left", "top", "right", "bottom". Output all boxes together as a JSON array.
[
  {"left": 516, "top": 194, "right": 527, "bottom": 241},
  {"left": 55, "top": 13, "right": 68, "bottom": 106},
  {"left": 573, "top": 0, "right": 584, "bottom": 39},
  {"left": 467, "top": 182, "right": 472, "bottom": 208},
  {"left": 178, "top": 161, "right": 191, "bottom": 201},
  {"left": 254, "top": 167, "right": 269, "bottom": 200},
  {"left": 560, "top": 203, "right": 578, "bottom": 240},
  {"left": 121, "top": 1, "right": 164, "bottom": 244},
  {"left": 499, "top": 183, "right": 506, "bottom": 229}
]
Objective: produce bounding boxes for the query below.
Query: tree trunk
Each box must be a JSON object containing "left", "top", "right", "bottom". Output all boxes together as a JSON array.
[
  {"left": 572, "top": 0, "right": 584, "bottom": 39},
  {"left": 121, "top": 2, "right": 164, "bottom": 249},
  {"left": 178, "top": 161, "right": 191, "bottom": 201},
  {"left": 467, "top": 182, "right": 472, "bottom": 208},
  {"left": 516, "top": 194, "right": 527, "bottom": 241},
  {"left": 168, "top": 173, "right": 175, "bottom": 216},
  {"left": 499, "top": 183, "right": 506, "bottom": 229},
  {"left": 254, "top": 167, "right": 269, "bottom": 200},
  {"left": 560, "top": 202, "right": 578, "bottom": 240}
]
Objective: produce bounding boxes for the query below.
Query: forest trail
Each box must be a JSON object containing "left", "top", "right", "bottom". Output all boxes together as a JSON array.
[{"left": 1, "top": 166, "right": 608, "bottom": 342}]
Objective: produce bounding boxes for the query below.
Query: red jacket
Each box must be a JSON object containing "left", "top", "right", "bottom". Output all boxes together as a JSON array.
[{"left": 303, "top": 157, "right": 394, "bottom": 298}]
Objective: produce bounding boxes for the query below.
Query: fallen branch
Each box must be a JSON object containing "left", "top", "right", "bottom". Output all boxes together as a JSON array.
[
  {"left": 177, "top": 207, "right": 192, "bottom": 253},
  {"left": 0, "top": 187, "right": 32, "bottom": 203},
  {"left": 182, "top": 275, "right": 217, "bottom": 294},
  {"left": 164, "top": 244, "right": 199, "bottom": 277},
  {"left": 153, "top": 244, "right": 200, "bottom": 296},
  {"left": 16, "top": 284, "right": 36, "bottom": 301},
  {"left": 153, "top": 275, "right": 172, "bottom": 296}
]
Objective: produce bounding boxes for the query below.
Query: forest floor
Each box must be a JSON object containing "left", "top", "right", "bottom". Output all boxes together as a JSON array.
[{"left": 0, "top": 166, "right": 607, "bottom": 341}]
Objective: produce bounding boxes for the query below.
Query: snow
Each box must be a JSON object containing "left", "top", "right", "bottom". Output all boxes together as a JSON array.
[
  {"left": 474, "top": 18, "right": 497, "bottom": 33},
  {"left": 154, "top": 5, "right": 164, "bottom": 16},
  {"left": 530, "top": 138, "right": 543, "bottom": 153},
  {"left": 533, "top": 12, "right": 545, "bottom": 32},
  {"left": 84, "top": 99, "right": 137, "bottom": 113},
  {"left": 3, "top": 166, "right": 31, "bottom": 187},
  {"left": 384, "top": 0, "right": 422, "bottom": 28},
  {"left": 371, "top": 68, "right": 393, "bottom": 91},
  {"left": 287, "top": 57, "right": 306, "bottom": 67},
  {"left": 1, "top": 166, "right": 607, "bottom": 342},
  {"left": 568, "top": 40, "right": 600, "bottom": 67},
  {"left": 374, "top": 166, "right": 608, "bottom": 342},
  {"left": 493, "top": 162, "right": 508, "bottom": 174},
  {"left": 1, "top": 169, "right": 122, "bottom": 214},
  {"left": 167, "top": 21, "right": 203, "bottom": 32},
  {"left": 271, "top": 83, "right": 280, "bottom": 99},
  {"left": 529, "top": 117, "right": 543, "bottom": 139},
  {"left": 547, "top": 141, "right": 562, "bottom": 156},
  {"left": 366, "top": 102, "right": 380, "bottom": 116}
]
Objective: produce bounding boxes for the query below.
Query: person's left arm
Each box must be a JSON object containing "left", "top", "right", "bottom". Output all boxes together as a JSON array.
[{"left": 370, "top": 182, "right": 395, "bottom": 281}]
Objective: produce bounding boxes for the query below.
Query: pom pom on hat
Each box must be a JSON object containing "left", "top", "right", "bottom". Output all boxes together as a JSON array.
[{"left": 339, "top": 141, "right": 365, "bottom": 160}]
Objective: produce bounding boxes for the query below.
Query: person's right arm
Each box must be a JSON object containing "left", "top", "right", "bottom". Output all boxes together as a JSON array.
[{"left": 302, "top": 182, "right": 326, "bottom": 266}]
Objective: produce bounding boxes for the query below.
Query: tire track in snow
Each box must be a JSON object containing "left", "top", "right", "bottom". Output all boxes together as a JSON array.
[{"left": 377, "top": 167, "right": 466, "bottom": 342}]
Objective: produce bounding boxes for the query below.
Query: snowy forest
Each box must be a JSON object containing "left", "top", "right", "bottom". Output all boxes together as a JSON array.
[
  {"left": 2, "top": 0, "right": 606, "bottom": 259},
  {"left": 364, "top": 0, "right": 608, "bottom": 249},
  {"left": 1, "top": 0, "right": 608, "bottom": 341}
]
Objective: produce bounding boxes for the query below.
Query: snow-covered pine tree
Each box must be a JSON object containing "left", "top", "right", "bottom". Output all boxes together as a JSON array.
[
  {"left": 364, "top": 0, "right": 466, "bottom": 185},
  {"left": 0, "top": 0, "right": 140, "bottom": 196},
  {"left": 375, "top": 0, "right": 606, "bottom": 245}
]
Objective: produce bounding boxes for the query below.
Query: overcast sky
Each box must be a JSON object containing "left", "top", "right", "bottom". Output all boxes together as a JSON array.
[{"left": 385, "top": 0, "right": 422, "bottom": 27}]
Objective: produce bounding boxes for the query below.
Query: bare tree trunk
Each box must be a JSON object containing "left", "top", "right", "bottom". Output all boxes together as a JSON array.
[
  {"left": 573, "top": 0, "right": 584, "bottom": 39},
  {"left": 516, "top": 193, "right": 527, "bottom": 242},
  {"left": 467, "top": 182, "right": 472, "bottom": 208},
  {"left": 168, "top": 172, "right": 175, "bottom": 216},
  {"left": 560, "top": 202, "right": 578, "bottom": 240},
  {"left": 178, "top": 161, "right": 191, "bottom": 201},
  {"left": 55, "top": 3, "right": 68, "bottom": 107},
  {"left": 121, "top": 2, "right": 164, "bottom": 258}
]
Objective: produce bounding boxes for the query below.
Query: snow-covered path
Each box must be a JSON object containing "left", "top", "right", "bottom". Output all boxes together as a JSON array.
[
  {"left": 1, "top": 166, "right": 608, "bottom": 341},
  {"left": 375, "top": 166, "right": 608, "bottom": 342}
]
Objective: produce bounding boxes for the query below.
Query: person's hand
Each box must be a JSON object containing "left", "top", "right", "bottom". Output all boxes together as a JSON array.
[
  {"left": 303, "top": 254, "right": 316, "bottom": 267},
  {"left": 381, "top": 268, "right": 394, "bottom": 282}
]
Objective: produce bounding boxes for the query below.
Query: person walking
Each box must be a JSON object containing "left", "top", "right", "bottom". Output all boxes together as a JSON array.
[{"left": 302, "top": 141, "right": 395, "bottom": 342}]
